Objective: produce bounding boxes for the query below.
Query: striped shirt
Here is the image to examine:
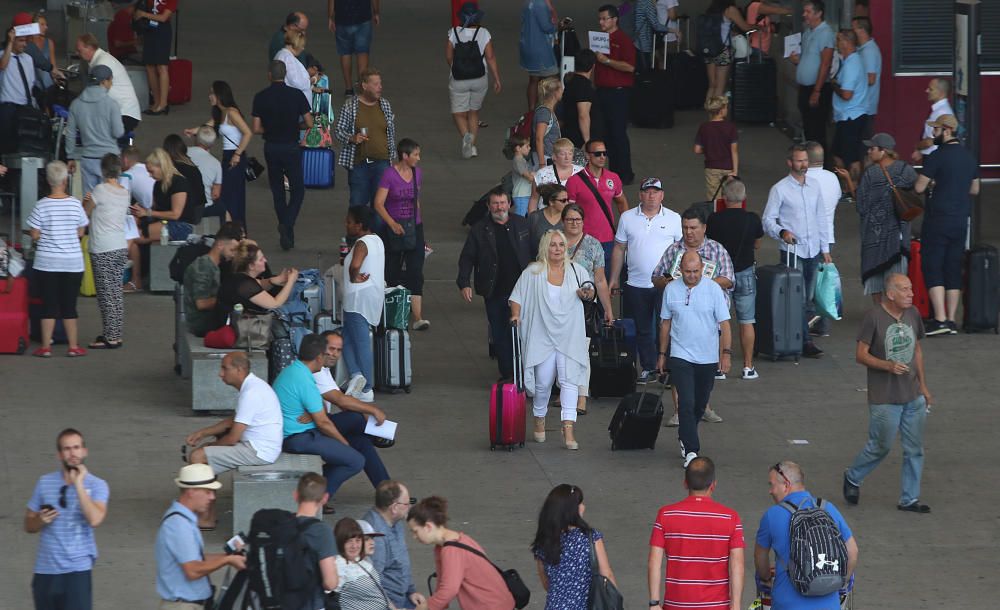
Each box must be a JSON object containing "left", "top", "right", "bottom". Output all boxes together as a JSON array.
[
  {"left": 27, "top": 471, "right": 109, "bottom": 574},
  {"left": 26, "top": 197, "right": 88, "bottom": 273},
  {"left": 649, "top": 495, "right": 743, "bottom": 610}
]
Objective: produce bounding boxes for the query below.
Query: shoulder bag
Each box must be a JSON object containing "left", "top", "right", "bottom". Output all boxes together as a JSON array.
[
  {"left": 384, "top": 168, "right": 419, "bottom": 253},
  {"left": 221, "top": 131, "right": 265, "bottom": 182},
  {"left": 588, "top": 536, "right": 624, "bottom": 610},
  {"left": 881, "top": 164, "right": 924, "bottom": 222},
  {"left": 579, "top": 171, "right": 617, "bottom": 235},
  {"left": 570, "top": 256, "right": 602, "bottom": 338},
  {"left": 433, "top": 541, "right": 531, "bottom": 609}
]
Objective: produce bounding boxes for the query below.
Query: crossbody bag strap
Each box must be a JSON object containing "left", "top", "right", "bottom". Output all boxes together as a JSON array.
[
  {"left": 442, "top": 540, "right": 505, "bottom": 578},
  {"left": 356, "top": 560, "right": 393, "bottom": 608},
  {"left": 580, "top": 171, "right": 616, "bottom": 234}
]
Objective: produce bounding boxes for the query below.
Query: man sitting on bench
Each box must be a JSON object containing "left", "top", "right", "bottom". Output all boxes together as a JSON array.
[{"left": 183, "top": 223, "right": 243, "bottom": 336}]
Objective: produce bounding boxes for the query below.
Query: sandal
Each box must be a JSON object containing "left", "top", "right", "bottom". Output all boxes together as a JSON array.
[
  {"left": 122, "top": 281, "right": 139, "bottom": 293},
  {"left": 89, "top": 336, "right": 123, "bottom": 349}
]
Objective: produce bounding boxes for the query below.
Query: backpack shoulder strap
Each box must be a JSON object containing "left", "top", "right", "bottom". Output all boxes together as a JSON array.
[{"left": 779, "top": 500, "right": 798, "bottom": 515}]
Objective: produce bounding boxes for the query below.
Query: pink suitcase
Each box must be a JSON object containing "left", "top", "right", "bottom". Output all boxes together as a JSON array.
[{"left": 489, "top": 325, "right": 526, "bottom": 451}]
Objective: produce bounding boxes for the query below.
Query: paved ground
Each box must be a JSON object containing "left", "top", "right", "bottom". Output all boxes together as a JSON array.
[{"left": 2, "top": 1, "right": 998, "bottom": 608}]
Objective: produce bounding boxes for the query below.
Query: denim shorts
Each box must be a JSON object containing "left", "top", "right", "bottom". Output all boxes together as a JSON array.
[
  {"left": 335, "top": 20, "right": 373, "bottom": 55},
  {"left": 732, "top": 266, "right": 756, "bottom": 323}
]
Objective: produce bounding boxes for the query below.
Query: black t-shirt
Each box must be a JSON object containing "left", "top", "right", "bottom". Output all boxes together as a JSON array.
[
  {"left": 152, "top": 173, "right": 197, "bottom": 223},
  {"left": 218, "top": 273, "right": 269, "bottom": 315},
  {"left": 560, "top": 73, "right": 604, "bottom": 148},
  {"left": 176, "top": 162, "right": 206, "bottom": 222},
  {"left": 493, "top": 222, "right": 520, "bottom": 298},
  {"left": 252, "top": 83, "right": 312, "bottom": 144},
  {"left": 333, "top": 0, "right": 372, "bottom": 25},
  {"left": 706, "top": 208, "right": 764, "bottom": 272},
  {"left": 919, "top": 141, "right": 978, "bottom": 225}
]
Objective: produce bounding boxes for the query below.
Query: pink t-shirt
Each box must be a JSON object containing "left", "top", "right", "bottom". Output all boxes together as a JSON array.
[
  {"left": 566, "top": 167, "right": 623, "bottom": 243},
  {"left": 427, "top": 534, "right": 514, "bottom": 610},
  {"left": 378, "top": 165, "right": 422, "bottom": 225}
]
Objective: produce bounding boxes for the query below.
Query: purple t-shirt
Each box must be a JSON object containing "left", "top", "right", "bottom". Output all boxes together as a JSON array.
[{"left": 379, "top": 165, "right": 422, "bottom": 225}]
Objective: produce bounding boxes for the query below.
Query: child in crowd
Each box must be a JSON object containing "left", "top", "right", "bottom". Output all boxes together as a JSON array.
[
  {"left": 308, "top": 60, "right": 331, "bottom": 119},
  {"left": 504, "top": 135, "right": 535, "bottom": 216},
  {"left": 694, "top": 96, "right": 739, "bottom": 201}
]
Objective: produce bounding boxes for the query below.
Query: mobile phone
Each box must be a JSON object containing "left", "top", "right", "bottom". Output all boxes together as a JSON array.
[
  {"left": 225, "top": 534, "right": 246, "bottom": 555},
  {"left": 39, "top": 504, "right": 55, "bottom": 512}
]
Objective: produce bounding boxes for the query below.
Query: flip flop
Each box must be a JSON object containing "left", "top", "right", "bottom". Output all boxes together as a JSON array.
[
  {"left": 88, "top": 336, "right": 123, "bottom": 349},
  {"left": 122, "top": 281, "right": 139, "bottom": 293}
]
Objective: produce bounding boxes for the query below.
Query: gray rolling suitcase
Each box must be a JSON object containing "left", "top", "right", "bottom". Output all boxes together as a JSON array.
[
  {"left": 755, "top": 246, "right": 804, "bottom": 361},
  {"left": 375, "top": 328, "right": 412, "bottom": 393}
]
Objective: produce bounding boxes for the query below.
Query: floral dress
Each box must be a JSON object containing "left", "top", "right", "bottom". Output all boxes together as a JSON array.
[{"left": 534, "top": 528, "right": 603, "bottom": 610}]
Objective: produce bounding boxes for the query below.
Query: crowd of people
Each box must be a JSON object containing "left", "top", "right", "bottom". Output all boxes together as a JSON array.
[{"left": 6, "top": 0, "right": 988, "bottom": 608}]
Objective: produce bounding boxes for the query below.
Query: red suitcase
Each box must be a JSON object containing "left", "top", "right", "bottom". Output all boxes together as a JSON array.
[
  {"left": 909, "top": 239, "right": 931, "bottom": 319},
  {"left": 168, "top": 58, "right": 193, "bottom": 105},
  {"left": 489, "top": 325, "right": 526, "bottom": 451},
  {"left": 0, "top": 277, "right": 30, "bottom": 354}
]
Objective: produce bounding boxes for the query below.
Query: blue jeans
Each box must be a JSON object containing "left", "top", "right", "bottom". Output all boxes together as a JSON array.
[
  {"left": 622, "top": 284, "right": 661, "bottom": 372},
  {"left": 283, "top": 429, "right": 365, "bottom": 498},
  {"left": 781, "top": 251, "right": 820, "bottom": 347},
  {"left": 348, "top": 159, "right": 390, "bottom": 232},
  {"left": 334, "top": 20, "right": 373, "bottom": 55},
  {"left": 329, "top": 411, "right": 390, "bottom": 487},
  {"left": 343, "top": 311, "right": 374, "bottom": 392},
  {"left": 264, "top": 141, "right": 305, "bottom": 229},
  {"left": 33, "top": 570, "right": 92, "bottom": 610},
  {"left": 670, "top": 357, "right": 717, "bottom": 455},
  {"left": 846, "top": 396, "right": 927, "bottom": 506},
  {"left": 80, "top": 157, "right": 103, "bottom": 194}
]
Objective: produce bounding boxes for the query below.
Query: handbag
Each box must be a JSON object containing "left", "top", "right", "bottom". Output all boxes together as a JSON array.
[
  {"left": 234, "top": 312, "right": 273, "bottom": 350},
  {"left": 880, "top": 164, "right": 924, "bottom": 222},
  {"left": 570, "top": 259, "right": 602, "bottom": 338},
  {"left": 384, "top": 167, "right": 419, "bottom": 252},
  {"left": 588, "top": 537, "right": 624, "bottom": 610},
  {"left": 222, "top": 132, "right": 265, "bottom": 182},
  {"left": 434, "top": 541, "right": 531, "bottom": 609}
]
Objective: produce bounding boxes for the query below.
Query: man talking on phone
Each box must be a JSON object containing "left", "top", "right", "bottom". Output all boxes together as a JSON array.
[{"left": 25, "top": 428, "right": 109, "bottom": 610}]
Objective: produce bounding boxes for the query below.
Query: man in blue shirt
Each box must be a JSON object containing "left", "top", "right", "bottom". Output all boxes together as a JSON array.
[
  {"left": 831, "top": 29, "right": 867, "bottom": 182},
  {"left": 790, "top": 1, "right": 835, "bottom": 151},
  {"left": 362, "top": 480, "right": 425, "bottom": 608},
  {"left": 852, "top": 17, "right": 881, "bottom": 138},
  {"left": 26, "top": 428, "right": 109, "bottom": 610},
  {"left": 755, "top": 461, "right": 859, "bottom": 610},
  {"left": 156, "top": 464, "right": 245, "bottom": 608},
  {"left": 656, "top": 250, "right": 732, "bottom": 467},
  {"left": 276, "top": 333, "right": 365, "bottom": 514}
]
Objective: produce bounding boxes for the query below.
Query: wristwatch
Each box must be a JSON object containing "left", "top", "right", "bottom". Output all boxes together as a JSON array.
[{"left": 649, "top": 601, "right": 660, "bottom": 607}]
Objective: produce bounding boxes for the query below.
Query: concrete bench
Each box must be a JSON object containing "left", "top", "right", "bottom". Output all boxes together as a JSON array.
[
  {"left": 178, "top": 329, "right": 268, "bottom": 411},
  {"left": 149, "top": 242, "right": 181, "bottom": 293},
  {"left": 232, "top": 453, "right": 324, "bottom": 535}
]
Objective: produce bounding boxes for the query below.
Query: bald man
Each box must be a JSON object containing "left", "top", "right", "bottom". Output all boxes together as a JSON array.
[
  {"left": 184, "top": 352, "right": 283, "bottom": 528},
  {"left": 844, "top": 273, "right": 933, "bottom": 513},
  {"left": 657, "top": 250, "right": 732, "bottom": 467}
]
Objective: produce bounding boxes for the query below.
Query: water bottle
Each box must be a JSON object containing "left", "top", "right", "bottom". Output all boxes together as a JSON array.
[
  {"left": 160, "top": 222, "right": 170, "bottom": 245},
  {"left": 339, "top": 237, "right": 349, "bottom": 264},
  {"left": 231, "top": 303, "right": 244, "bottom": 327}
]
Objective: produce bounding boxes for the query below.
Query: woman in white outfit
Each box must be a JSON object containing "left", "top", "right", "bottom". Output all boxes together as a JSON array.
[
  {"left": 509, "top": 229, "right": 592, "bottom": 450},
  {"left": 342, "top": 206, "right": 385, "bottom": 404},
  {"left": 274, "top": 30, "right": 313, "bottom": 106}
]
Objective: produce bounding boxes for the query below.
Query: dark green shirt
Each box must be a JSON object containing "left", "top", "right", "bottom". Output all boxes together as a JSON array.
[{"left": 183, "top": 255, "right": 221, "bottom": 336}]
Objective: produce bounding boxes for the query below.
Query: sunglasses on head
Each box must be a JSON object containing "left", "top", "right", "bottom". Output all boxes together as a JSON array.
[{"left": 773, "top": 463, "right": 790, "bottom": 485}]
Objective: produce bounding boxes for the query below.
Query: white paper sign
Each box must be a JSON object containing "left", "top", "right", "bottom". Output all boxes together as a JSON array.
[
  {"left": 784, "top": 33, "right": 802, "bottom": 58},
  {"left": 14, "top": 23, "right": 42, "bottom": 37},
  {"left": 588, "top": 31, "right": 610, "bottom": 54},
  {"left": 365, "top": 415, "right": 397, "bottom": 441}
]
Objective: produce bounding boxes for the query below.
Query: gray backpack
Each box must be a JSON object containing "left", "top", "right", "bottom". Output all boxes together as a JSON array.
[{"left": 781, "top": 497, "right": 849, "bottom": 597}]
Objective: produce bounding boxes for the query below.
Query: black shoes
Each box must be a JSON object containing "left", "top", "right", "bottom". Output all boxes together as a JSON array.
[
  {"left": 925, "top": 319, "right": 952, "bottom": 336},
  {"left": 897, "top": 502, "right": 931, "bottom": 513},
  {"left": 277, "top": 224, "right": 294, "bottom": 251},
  {"left": 842, "top": 473, "right": 860, "bottom": 505},
  {"left": 803, "top": 342, "right": 824, "bottom": 358}
]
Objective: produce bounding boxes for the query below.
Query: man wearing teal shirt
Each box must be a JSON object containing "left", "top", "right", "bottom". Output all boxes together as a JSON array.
[
  {"left": 831, "top": 29, "right": 868, "bottom": 180},
  {"left": 276, "top": 334, "right": 364, "bottom": 514},
  {"left": 790, "top": 1, "right": 835, "bottom": 151}
]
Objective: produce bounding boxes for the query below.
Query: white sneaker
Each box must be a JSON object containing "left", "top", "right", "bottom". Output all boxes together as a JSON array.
[
  {"left": 702, "top": 408, "right": 724, "bottom": 423},
  {"left": 714, "top": 370, "right": 727, "bottom": 380},
  {"left": 666, "top": 413, "right": 679, "bottom": 427},
  {"left": 684, "top": 452, "right": 698, "bottom": 467},
  {"left": 345, "top": 375, "right": 367, "bottom": 398},
  {"left": 470, "top": 145, "right": 478, "bottom": 157},
  {"left": 461, "top": 133, "right": 474, "bottom": 159},
  {"left": 357, "top": 389, "right": 375, "bottom": 403},
  {"left": 412, "top": 319, "right": 430, "bottom": 331},
  {"left": 742, "top": 367, "right": 759, "bottom": 380}
]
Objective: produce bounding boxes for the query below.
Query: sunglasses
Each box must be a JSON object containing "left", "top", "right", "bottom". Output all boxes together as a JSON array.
[
  {"left": 552, "top": 197, "right": 569, "bottom": 204},
  {"left": 773, "top": 463, "right": 790, "bottom": 485},
  {"left": 588, "top": 150, "right": 608, "bottom": 157},
  {"left": 59, "top": 485, "right": 69, "bottom": 509}
]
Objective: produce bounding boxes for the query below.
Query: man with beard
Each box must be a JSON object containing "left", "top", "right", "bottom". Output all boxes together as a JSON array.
[
  {"left": 25, "top": 428, "right": 109, "bottom": 610},
  {"left": 457, "top": 187, "right": 532, "bottom": 381}
]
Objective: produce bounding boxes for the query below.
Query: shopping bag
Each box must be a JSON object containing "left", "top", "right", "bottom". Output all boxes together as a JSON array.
[
  {"left": 383, "top": 286, "right": 412, "bottom": 330},
  {"left": 80, "top": 236, "right": 96, "bottom": 297},
  {"left": 815, "top": 263, "right": 843, "bottom": 320}
]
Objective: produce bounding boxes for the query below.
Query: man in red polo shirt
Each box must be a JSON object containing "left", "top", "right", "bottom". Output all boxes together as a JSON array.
[
  {"left": 566, "top": 139, "right": 629, "bottom": 269},
  {"left": 647, "top": 456, "right": 744, "bottom": 610},
  {"left": 594, "top": 4, "right": 636, "bottom": 185}
]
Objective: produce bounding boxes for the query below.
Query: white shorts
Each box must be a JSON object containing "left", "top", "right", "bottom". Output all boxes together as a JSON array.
[
  {"left": 448, "top": 75, "right": 488, "bottom": 113},
  {"left": 204, "top": 441, "right": 270, "bottom": 474}
]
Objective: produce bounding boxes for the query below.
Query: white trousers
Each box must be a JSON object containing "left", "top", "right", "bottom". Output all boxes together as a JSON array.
[{"left": 532, "top": 351, "right": 578, "bottom": 421}]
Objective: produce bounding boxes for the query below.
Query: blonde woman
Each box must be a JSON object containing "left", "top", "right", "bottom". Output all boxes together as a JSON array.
[
  {"left": 129, "top": 148, "right": 194, "bottom": 244},
  {"left": 529, "top": 138, "right": 583, "bottom": 213},
  {"left": 275, "top": 30, "right": 312, "bottom": 105},
  {"left": 533, "top": 76, "right": 564, "bottom": 169},
  {"left": 509, "top": 230, "right": 592, "bottom": 450}
]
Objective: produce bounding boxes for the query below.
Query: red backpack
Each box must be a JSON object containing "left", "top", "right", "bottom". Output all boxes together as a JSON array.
[{"left": 507, "top": 109, "right": 535, "bottom": 142}]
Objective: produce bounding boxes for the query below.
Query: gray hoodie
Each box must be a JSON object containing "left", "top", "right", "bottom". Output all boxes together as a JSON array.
[{"left": 66, "top": 85, "right": 124, "bottom": 160}]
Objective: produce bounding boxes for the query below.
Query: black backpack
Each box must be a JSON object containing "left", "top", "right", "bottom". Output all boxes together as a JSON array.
[
  {"left": 781, "top": 497, "right": 849, "bottom": 597},
  {"left": 245, "top": 509, "right": 321, "bottom": 610},
  {"left": 695, "top": 12, "right": 727, "bottom": 58},
  {"left": 169, "top": 237, "right": 213, "bottom": 283},
  {"left": 451, "top": 27, "right": 486, "bottom": 80}
]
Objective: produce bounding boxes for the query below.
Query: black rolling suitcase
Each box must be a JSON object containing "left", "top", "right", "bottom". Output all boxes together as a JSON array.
[
  {"left": 963, "top": 245, "right": 999, "bottom": 333},
  {"left": 609, "top": 379, "right": 666, "bottom": 450},
  {"left": 668, "top": 17, "right": 709, "bottom": 110},
  {"left": 731, "top": 55, "right": 777, "bottom": 123},
  {"left": 755, "top": 246, "right": 804, "bottom": 361},
  {"left": 589, "top": 324, "right": 637, "bottom": 398},
  {"left": 631, "top": 37, "right": 674, "bottom": 128}
]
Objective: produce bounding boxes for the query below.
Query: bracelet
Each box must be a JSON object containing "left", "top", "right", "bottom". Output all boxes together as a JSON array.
[
  {"left": 658, "top": 351, "right": 667, "bottom": 356},
  {"left": 723, "top": 349, "right": 732, "bottom": 355}
]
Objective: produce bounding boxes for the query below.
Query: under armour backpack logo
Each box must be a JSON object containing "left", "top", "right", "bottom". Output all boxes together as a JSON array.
[{"left": 815, "top": 553, "right": 840, "bottom": 571}]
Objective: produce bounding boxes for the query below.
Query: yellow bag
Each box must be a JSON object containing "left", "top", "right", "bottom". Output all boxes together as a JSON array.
[{"left": 80, "top": 235, "right": 96, "bottom": 297}]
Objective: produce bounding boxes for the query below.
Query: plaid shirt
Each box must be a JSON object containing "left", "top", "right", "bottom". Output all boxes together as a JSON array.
[
  {"left": 651, "top": 238, "right": 735, "bottom": 302},
  {"left": 335, "top": 95, "right": 397, "bottom": 169}
]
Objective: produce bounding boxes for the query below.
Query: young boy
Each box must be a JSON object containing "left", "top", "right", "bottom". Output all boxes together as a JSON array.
[{"left": 694, "top": 96, "right": 739, "bottom": 201}]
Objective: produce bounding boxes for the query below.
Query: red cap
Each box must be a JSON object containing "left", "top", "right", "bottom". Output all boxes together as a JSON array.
[{"left": 12, "top": 12, "right": 34, "bottom": 27}]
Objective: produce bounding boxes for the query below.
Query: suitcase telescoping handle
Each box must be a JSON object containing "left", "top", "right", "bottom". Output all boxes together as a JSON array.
[
  {"left": 784, "top": 241, "right": 798, "bottom": 269},
  {"left": 510, "top": 322, "right": 524, "bottom": 392},
  {"left": 638, "top": 373, "right": 670, "bottom": 402}
]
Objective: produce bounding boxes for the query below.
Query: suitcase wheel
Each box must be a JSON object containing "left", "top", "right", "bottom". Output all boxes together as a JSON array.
[
  {"left": 404, "top": 387, "right": 411, "bottom": 394},
  {"left": 16, "top": 337, "right": 27, "bottom": 355},
  {"left": 519, "top": 442, "right": 525, "bottom": 448},
  {"left": 490, "top": 445, "right": 495, "bottom": 451}
]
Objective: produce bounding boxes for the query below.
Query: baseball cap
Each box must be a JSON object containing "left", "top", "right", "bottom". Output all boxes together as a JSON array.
[
  {"left": 87, "top": 65, "right": 113, "bottom": 85},
  {"left": 356, "top": 519, "right": 385, "bottom": 537},
  {"left": 174, "top": 463, "right": 223, "bottom": 490},
  {"left": 640, "top": 177, "right": 662, "bottom": 191},
  {"left": 12, "top": 12, "right": 34, "bottom": 27},
  {"left": 862, "top": 133, "right": 896, "bottom": 150},
  {"left": 926, "top": 114, "right": 958, "bottom": 130}
]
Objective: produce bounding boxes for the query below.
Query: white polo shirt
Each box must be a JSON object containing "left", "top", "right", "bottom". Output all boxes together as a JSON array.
[
  {"left": 235, "top": 372, "right": 284, "bottom": 462},
  {"left": 615, "top": 205, "right": 682, "bottom": 289},
  {"left": 312, "top": 366, "right": 341, "bottom": 412}
]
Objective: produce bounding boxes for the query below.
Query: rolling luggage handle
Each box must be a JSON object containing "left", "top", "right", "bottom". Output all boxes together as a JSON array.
[
  {"left": 510, "top": 322, "right": 524, "bottom": 392},
  {"left": 783, "top": 241, "right": 798, "bottom": 269}
]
